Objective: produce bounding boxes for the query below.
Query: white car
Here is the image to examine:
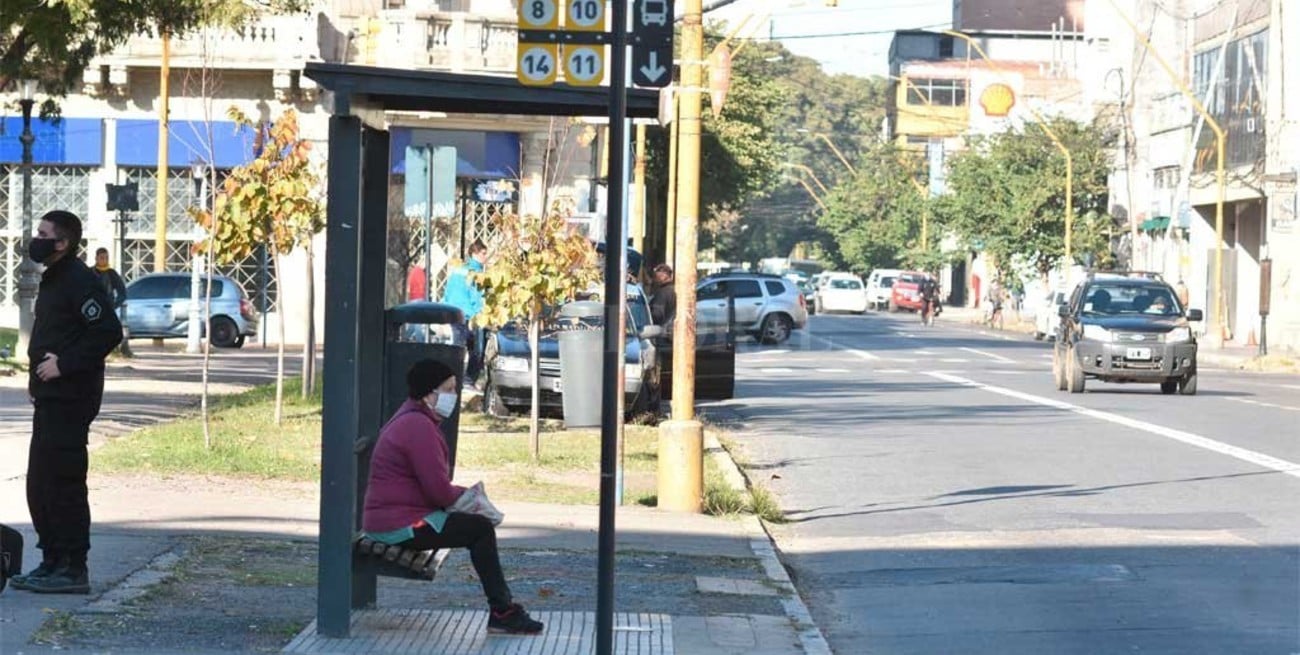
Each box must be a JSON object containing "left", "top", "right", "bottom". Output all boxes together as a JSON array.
[
  {"left": 817, "top": 274, "right": 869, "bottom": 314},
  {"left": 1034, "top": 290, "right": 1068, "bottom": 340},
  {"left": 865, "top": 268, "right": 902, "bottom": 311}
]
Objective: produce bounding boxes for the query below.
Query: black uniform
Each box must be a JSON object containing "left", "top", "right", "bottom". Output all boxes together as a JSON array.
[{"left": 27, "top": 254, "right": 122, "bottom": 572}]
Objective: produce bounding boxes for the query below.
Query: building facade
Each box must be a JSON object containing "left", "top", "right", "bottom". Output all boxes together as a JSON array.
[{"left": 1, "top": 0, "right": 604, "bottom": 344}]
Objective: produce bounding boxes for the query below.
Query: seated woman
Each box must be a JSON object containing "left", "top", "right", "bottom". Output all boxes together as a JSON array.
[{"left": 362, "top": 359, "right": 543, "bottom": 635}]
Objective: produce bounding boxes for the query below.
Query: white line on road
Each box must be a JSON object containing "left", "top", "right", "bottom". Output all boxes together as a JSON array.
[
  {"left": 878, "top": 369, "right": 911, "bottom": 374},
  {"left": 960, "top": 346, "right": 1017, "bottom": 364},
  {"left": 940, "top": 358, "right": 971, "bottom": 363},
  {"left": 816, "top": 368, "right": 852, "bottom": 374},
  {"left": 988, "top": 370, "right": 1029, "bottom": 375},
  {"left": 1226, "top": 397, "right": 1300, "bottom": 413},
  {"left": 926, "top": 371, "right": 1300, "bottom": 479},
  {"left": 759, "top": 368, "right": 796, "bottom": 374},
  {"left": 812, "top": 336, "right": 879, "bottom": 361}
]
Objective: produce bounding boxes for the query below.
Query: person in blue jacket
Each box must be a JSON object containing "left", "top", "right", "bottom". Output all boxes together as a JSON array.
[{"left": 442, "top": 241, "right": 487, "bottom": 388}]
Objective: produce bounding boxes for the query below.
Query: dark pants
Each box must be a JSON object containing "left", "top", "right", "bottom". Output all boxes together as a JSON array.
[
  {"left": 454, "top": 323, "right": 484, "bottom": 383},
  {"left": 399, "top": 513, "right": 512, "bottom": 608},
  {"left": 27, "top": 397, "right": 101, "bottom": 570}
]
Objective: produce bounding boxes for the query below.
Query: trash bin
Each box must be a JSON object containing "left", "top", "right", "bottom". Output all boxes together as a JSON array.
[
  {"left": 557, "top": 300, "right": 605, "bottom": 428},
  {"left": 384, "top": 301, "right": 466, "bottom": 475}
]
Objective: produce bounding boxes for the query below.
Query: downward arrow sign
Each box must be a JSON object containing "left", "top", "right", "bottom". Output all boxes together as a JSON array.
[{"left": 639, "top": 51, "right": 667, "bottom": 83}]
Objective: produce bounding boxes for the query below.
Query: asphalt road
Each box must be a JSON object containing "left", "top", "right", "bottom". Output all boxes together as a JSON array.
[{"left": 721, "top": 311, "right": 1300, "bottom": 655}]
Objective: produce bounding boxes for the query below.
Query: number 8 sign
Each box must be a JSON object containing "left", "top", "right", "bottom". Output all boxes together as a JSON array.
[{"left": 518, "top": 0, "right": 559, "bottom": 30}]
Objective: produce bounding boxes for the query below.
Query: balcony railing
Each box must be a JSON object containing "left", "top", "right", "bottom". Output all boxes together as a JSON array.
[
  {"left": 369, "top": 11, "right": 517, "bottom": 75},
  {"left": 101, "top": 14, "right": 318, "bottom": 69}
]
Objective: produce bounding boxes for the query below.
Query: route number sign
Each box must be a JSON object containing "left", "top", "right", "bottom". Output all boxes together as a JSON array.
[
  {"left": 564, "top": 45, "right": 606, "bottom": 86},
  {"left": 518, "top": 44, "right": 559, "bottom": 86},
  {"left": 518, "top": 0, "right": 559, "bottom": 30},
  {"left": 565, "top": 0, "right": 605, "bottom": 31}
]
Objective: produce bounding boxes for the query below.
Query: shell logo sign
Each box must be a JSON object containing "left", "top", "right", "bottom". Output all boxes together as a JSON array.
[{"left": 980, "top": 83, "right": 1016, "bottom": 117}]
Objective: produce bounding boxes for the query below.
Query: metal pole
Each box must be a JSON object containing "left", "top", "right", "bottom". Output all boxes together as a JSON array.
[
  {"left": 658, "top": 0, "right": 705, "bottom": 514},
  {"left": 424, "top": 147, "right": 434, "bottom": 302},
  {"left": 14, "top": 95, "right": 37, "bottom": 365},
  {"left": 155, "top": 32, "right": 171, "bottom": 273},
  {"left": 187, "top": 169, "right": 206, "bottom": 353},
  {"left": 117, "top": 209, "right": 133, "bottom": 357},
  {"left": 596, "top": 0, "right": 630, "bottom": 651},
  {"left": 664, "top": 92, "right": 680, "bottom": 265},
  {"left": 632, "top": 122, "right": 647, "bottom": 254}
]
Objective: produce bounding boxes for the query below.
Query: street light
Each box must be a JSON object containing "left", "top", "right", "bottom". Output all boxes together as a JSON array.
[
  {"left": 781, "top": 162, "right": 829, "bottom": 194},
  {"left": 186, "top": 161, "right": 208, "bottom": 353},
  {"left": 14, "top": 79, "right": 40, "bottom": 365},
  {"left": 796, "top": 129, "right": 857, "bottom": 176}
]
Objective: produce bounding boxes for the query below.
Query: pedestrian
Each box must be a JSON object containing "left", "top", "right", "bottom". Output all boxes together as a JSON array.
[
  {"left": 91, "top": 248, "right": 127, "bottom": 312},
  {"left": 649, "top": 263, "right": 676, "bottom": 326},
  {"left": 11, "top": 210, "right": 122, "bottom": 595},
  {"left": 441, "top": 241, "right": 487, "bottom": 389},
  {"left": 362, "top": 359, "right": 544, "bottom": 635}
]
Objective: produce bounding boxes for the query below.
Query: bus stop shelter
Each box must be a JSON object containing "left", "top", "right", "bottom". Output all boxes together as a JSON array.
[{"left": 303, "top": 61, "right": 658, "bottom": 639}]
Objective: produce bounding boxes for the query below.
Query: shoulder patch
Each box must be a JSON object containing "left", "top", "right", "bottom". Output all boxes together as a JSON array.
[{"left": 81, "top": 298, "right": 103, "bottom": 322}]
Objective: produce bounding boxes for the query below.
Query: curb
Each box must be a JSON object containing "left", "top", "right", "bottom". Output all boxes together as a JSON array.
[{"left": 703, "top": 431, "right": 834, "bottom": 655}]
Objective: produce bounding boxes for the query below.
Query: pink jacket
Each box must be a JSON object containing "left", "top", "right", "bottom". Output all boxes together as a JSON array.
[{"left": 362, "top": 399, "right": 465, "bottom": 533}]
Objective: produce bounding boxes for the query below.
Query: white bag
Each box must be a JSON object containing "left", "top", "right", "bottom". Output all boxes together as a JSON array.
[{"left": 447, "top": 481, "right": 504, "bottom": 526}]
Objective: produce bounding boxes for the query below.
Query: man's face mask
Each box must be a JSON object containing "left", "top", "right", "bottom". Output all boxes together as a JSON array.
[{"left": 28, "top": 238, "right": 59, "bottom": 264}]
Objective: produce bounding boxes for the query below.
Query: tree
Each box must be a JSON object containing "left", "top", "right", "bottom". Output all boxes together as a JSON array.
[
  {"left": 474, "top": 213, "right": 600, "bottom": 459},
  {"left": 937, "top": 117, "right": 1116, "bottom": 280},
  {"left": 196, "top": 108, "right": 324, "bottom": 425},
  {"left": 818, "top": 142, "right": 933, "bottom": 273}
]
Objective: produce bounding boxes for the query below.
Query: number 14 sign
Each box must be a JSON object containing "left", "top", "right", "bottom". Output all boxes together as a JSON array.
[{"left": 517, "top": 0, "right": 608, "bottom": 87}]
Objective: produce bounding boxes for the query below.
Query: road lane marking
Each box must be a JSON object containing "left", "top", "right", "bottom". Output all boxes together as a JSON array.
[
  {"left": 960, "top": 346, "right": 1017, "bottom": 364},
  {"left": 988, "top": 370, "right": 1028, "bottom": 375},
  {"left": 817, "top": 368, "right": 851, "bottom": 374},
  {"left": 812, "top": 336, "right": 880, "bottom": 361},
  {"left": 878, "top": 369, "right": 911, "bottom": 374},
  {"left": 914, "top": 350, "right": 938, "bottom": 356},
  {"left": 1226, "top": 397, "right": 1300, "bottom": 413},
  {"left": 759, "top": 368, "right": 795, "bottom": 374},
  {"left": 926, "top": 371, "right": 1300, "bottom": 479},
  {"left": 940, "top": 358, "right": 971, "bottom": 363}
]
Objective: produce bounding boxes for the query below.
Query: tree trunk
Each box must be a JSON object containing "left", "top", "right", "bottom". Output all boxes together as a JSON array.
[
  {"left": 302, "top": 238, "right": 316, "bottom": 397},
  {"left": 274, "top": 251, "right": 285, "bottom": 425},
  {"left": 201, "top": 250, "right": 214, "bottom": 450},
  {"left": 529, "top": 316, "right": 541, "bottom": 461}
]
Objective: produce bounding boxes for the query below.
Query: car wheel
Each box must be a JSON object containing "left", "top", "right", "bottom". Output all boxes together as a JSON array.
[
  {"left": 759, "top": 314, "right": 793, "bottom": 345},
  {"left": 210, "top": 316, "right": 239, "bottom": 348},
  {"left": 1160, "top": 379, "right": 1178, "bottom": 395},
  {"left": 1066, "top": 348, "right": 1086, "bottom": 393},
  {"left": 1179, "top": 372, "right": 1198, "bottom": 396},
  {"left": 233, "top": 335, "right": 247, "bottom": 349},
  {"left": 485, "top": 375, "right": 512, "bottom": 418},
  {"left": 1052, "top": 347, "right": 1067, "bottom": 391}
]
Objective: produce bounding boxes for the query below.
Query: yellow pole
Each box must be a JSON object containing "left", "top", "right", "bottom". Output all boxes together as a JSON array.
[
  {"left": 944, "top": 31, "right": 1074, "bottom": 269},
  {"left": 724, "top": 12, "right": 770, "bottom": 60},
  {"left": 154, "top": 32, "right": 171, "bottom": 273},
  {"left": 659, "top": 0, "right": 704, "bottom": 514},
  {"left": 632, "top": 123, "right": 647, "bottom": 254},
  {"left": 782, "top": 163, "right": 828, "bottom": 194},
  {"left": 791, "top": 176, "right": 829, "bottom": 212},
  {"left": 815, "top": 133, "right": 856, "bottom": 176},
  {"left": 1101, "top": 0, "right": 1228, "bottom": 340},
  {"left": 665, "top": 93, "right": 679, "bottom": 266}
]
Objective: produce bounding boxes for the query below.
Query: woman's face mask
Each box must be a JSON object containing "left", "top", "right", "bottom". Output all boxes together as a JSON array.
[{"left": 428, "top": 390, "right": 457, "bottom": 418}]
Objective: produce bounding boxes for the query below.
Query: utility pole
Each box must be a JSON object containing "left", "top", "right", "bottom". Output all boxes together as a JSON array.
[
  {"left": 632, "top": 123, "right": 647, "bottom": 254},
  {"left": 155, "top": 32, "right": 172, "bottom": 273},
  {"left": 664, "top": 92, "right": 680, "bottom": 265},
  {"left": 658, "top": 0, "right": 704, "bottom": 514}
]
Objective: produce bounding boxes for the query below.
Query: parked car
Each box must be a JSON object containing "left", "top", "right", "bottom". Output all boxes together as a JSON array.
[
  {"left": 483, "top": 284, "right": 662, "bottom": 418},
  {"left": 1034, "top": 290, "right": 1069, "bottom": 340},
  {"left": 816, "top": 274, "right": 868, "bottom": 314},
  {"left": 123, "top": 273, "right": 258, "bottom": 348},
  {"left": 1053, "top": 272, "right": 1202, "bottom": 395},
  {"left": 865, "top": 268, "right": 901, "bottom": 310},
  {"left": 888, "top": 271, "right": 932, "bottom": 312},
  {"left": 695, "top": 272, "right": 808, "bottom": 344}
]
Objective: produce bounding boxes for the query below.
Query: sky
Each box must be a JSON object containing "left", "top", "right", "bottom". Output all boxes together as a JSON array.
[{"left": 703, "top": 0, "right": 954, "bottom": 78}]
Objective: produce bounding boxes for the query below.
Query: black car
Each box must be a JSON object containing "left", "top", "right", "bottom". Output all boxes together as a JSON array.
[{"left": 1053, "top": 272, "right": 1203, "bottom": 395}]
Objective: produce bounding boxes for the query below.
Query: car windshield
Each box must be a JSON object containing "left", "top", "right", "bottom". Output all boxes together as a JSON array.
[
  {"left": 829, "top": 279, "right": 862, "bottom": 290},
  {"left": 1082, "top": 284, "right": 1182, "bottom": 317},
  {"left": 880, "top": 277, "right": 896, "bottom": 287}
]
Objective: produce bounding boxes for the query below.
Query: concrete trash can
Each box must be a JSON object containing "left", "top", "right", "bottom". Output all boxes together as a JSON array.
[{"left": 557, "top": 300, "right": 604, "bottom": 428}]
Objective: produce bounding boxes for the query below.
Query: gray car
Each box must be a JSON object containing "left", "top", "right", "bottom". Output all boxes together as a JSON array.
[
  {"left": 123, "top": 273, "right": 259, "bottom": 348},
  {"left": 696, "top": 272, "right": 808, "bottom": 344}
]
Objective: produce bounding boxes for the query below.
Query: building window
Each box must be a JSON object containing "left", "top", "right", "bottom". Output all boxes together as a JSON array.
[
  {"left": 1192, "top": 29, "right": 1267, "bottom": 171},
  {"left": 907, "top": 78, "right": 968, "bottom": 107},
  {"left": 1153, "top": 166, "right": 1179, "bottom": 190}
]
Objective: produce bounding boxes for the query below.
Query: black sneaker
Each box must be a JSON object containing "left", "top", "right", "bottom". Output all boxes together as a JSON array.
[
  {"left": 25, "top": 567, "right": 90, "bottom": 595},
  {"left": 10, "top": 561, "right": 59, "bottom": 591},
  {"left": 487, "top": 603, "right": 544, "bottom": 634}
]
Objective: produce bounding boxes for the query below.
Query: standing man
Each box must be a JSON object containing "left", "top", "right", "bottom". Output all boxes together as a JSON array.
[
  {"left": 441, "top": 241, "right": 487, "bottom": 389},
  {"left": 91, "top": 248, "right": 127, "bottom": 311},
  {"left": 649, "top": 264, "right": 676, "bottom": 326},
  {"left": 11, "top": 211, "right": 122, "bottom": 594}
]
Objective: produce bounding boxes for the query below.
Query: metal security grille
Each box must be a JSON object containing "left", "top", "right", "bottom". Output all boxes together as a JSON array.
[
  {"left": 0, "top": 236, "right": 17, "bottom": 306},
  {"left": 32, "top": 166, "right": 92, "bottom": 222},
  {"left": 120, "top": 167, "right": 207, "bottom": 238},
  {"left": 0, "top": 166, "right": 11, "bottom": 232}
]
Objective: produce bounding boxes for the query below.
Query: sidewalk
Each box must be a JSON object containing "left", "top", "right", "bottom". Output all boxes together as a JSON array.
[{"left": 0, "top": 352, "right": 827, "bottom": 654}]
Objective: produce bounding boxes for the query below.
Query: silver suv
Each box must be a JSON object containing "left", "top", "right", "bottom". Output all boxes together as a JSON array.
[
  {"left": 124, "top": 273, "right": 259, "bottom": 348},
  {"left": 696, "top": 273, "right": 808, "bottom": 344}
]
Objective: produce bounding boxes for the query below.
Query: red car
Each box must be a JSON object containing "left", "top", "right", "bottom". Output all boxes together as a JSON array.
[{"left": 889, "top": 271, "right": 933, "bottom": 312}]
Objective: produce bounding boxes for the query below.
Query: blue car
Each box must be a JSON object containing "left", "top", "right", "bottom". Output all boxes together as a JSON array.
[{"left": 483, "top": 285, "right": 663, "bottom": 417}]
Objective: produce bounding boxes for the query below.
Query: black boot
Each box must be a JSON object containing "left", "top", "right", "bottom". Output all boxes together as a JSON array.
[
  {"left": 10, "top": 554, "right": 60, "bottom": 591},
  {"left": 26, "top": 562, "right": 89, "bottom": 595}
]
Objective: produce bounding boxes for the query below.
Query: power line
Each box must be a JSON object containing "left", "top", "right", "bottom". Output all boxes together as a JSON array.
[{"left": 760, "top": 22, "right": 952, "bottom": 40}]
